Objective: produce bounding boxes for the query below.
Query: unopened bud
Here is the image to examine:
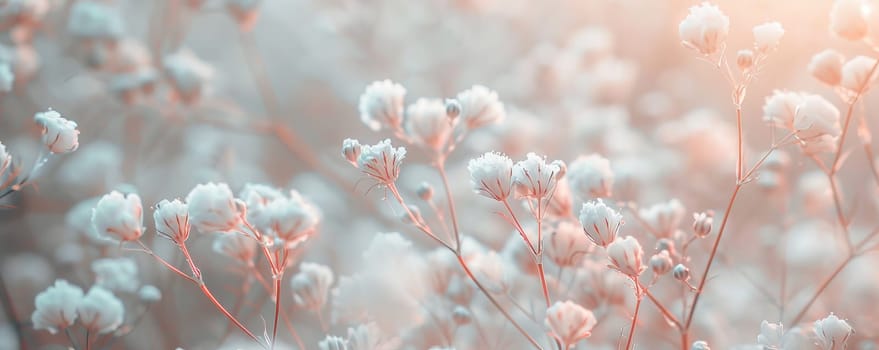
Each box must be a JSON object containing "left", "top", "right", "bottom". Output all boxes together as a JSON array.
[
  {"left": 650, "top": 251, "right": 674, "bottom": 275},
  {"left": 673, "top": 264, "right": 690, "bottom": 282},
  {"left": 401, "top": 205, "right": 424, "bottom": 225},
  {"left": 445, "top": 98, "right": 461, "bottom": 120},
  {"left": 737, "top": 49, "right": 755, "bottom": 71},
  {"left": 656, "top": 238, "right": 677, "bottom": 256},
  {"left": 341, "top": 138, "right": 361, "bottom": 167},
  {"left": 416, "top": 182, "right": 434, "bottom": 201},
  {"left": 452, "top": 305, "right": 472, "bottom": 325},
  {"left": 691, "top": 340, "right": 711, "bottom": 350},
  {"left": 692, "top": 211, "right": 713, "bottom": 238}
]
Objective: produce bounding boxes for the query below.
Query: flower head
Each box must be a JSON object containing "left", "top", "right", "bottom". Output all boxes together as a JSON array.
[
  {"left": 291, "top": 262, "right": 334, "bottom": 311},
  {"left": 356, "top": 139, "right": 406, "bottom": 185},
  {"left": 679, "top": 2, "right": 730, "bottom": 56},
  {"left": 512, "top": 152, "right": 564, "bottom": 200},
  {"left": 578, "top": 199, "right": 623, "bottom": 248},
  {"left": 809, "top": 50, "right": 845, "bottom": 86},
  {"left": 841, "top": 55, "right": 879, "bottom": 93},
  {"left": 153, "top": 199, "right": 190, "bottom": 243},
  {"left": 567, "top": 154, "right": 613, "bottom": 199},
  {"left": 544, "top": 300, "right": 597, "bottom": 347},
  {"left": 405, "top": 98, "right": 453, "bottom": 152},
  {"left": 456, "top": 85, "right": 505, "bottom": 129},
  {"left": 468, "top": 152, "right": 513, "bottom": 201},
  {"left": 546, "top": 220, "right": 592, "bottom": 267},
  {"left": 263, "top": 190, "right": 321, "bottom": 244},
  {"left": 606, "top": 236, "right": 646, "bottom": 277},
  {"left": 757, "top": 320, "right": 784, "bottom": 349},
  {"left": 212, "top": 233, "right": 257, "bottom": 264},
  {"left": 814, "top": 314, "right": 853, "bottom": 350},
  {"left": 752, "top": 22, "right": 784, "bottom": 53},
  {"left": 793, "top": 94, "right": 841, "bottom": 140},
  {"left": 92, "top": 191, "right": 143, "bottom": 242},
  {"left": 163, "top": 49, "right": 213, "bottom": 104},
  {"left": 341, "top": 138, "right": 362, "bottom": 167},
  {"left": 185, "top": 182, "right": 243, "bottom": 233},
  {"left": 830, "top": 0, "right": 868, "bottom": 41},
  {"left": 34, "top": 109, "right": 79, "bottom": 154},
  {"left": 91, "top": 258, "right": 139, "bottom": 293},
  {"left": 763, "top": 90, "right": 805, "bottom": 129},
  {"left": 639, "top": 199, "right": 686, "bottom": 239},
  {"left": 77, "top": 286, "right": 124, "bottom": 334},
  {"left": 31, "top": 280, "right": 83, "bottom": 334},
  {"left": 359, "top": 80, "right": 406, "bottom": 131}
]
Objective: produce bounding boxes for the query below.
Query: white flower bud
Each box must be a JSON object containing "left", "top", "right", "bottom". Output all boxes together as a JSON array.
[
  {"left": 456, "top": 85, "right": 505, "bottom": 129},
  {"left": 567, "top": 154, "right": 613, "bottom": 199},
  {"left": 359, "top": 80, "right": 406, "bottom": 131},
  {"left": 452, "top": 306, "right": 471, "bottom": 325},
  {"left": 544, "top": 300, "right": 597, "bottom": 348},
  {"left": 91, "top": 258, "right": 139, "bottom": 293},
  {"left": 512, "top": 153, "right": 564, "bottom": 200},
  {"left": 814, "top": 314, "right": 853, "bottom": 350},
  {"left": 809, "top": 50, "right": 846, "bottom": 86},
  {"left": 163, "top": 49, "right": 213, "bottom": 104},
  {"left": 546, "top": 220, "right": 592, "bottom": 267},
  {"left": 737, "top": 49, "right": 755, "bottom": 71},
  {"left": 692, "top": 211, "right": 713, "bottom": 238},
  {"left": 67, "top": 1, "right": 124, "bottom": 40},
  {"left": 405, "top": 98, "right": 453, "bottom": 152},
  {"left": 578, "top": 199, "right": 623, "bottom": 248},
  {"left": 757, "top": 320, "right": 783, "bottom": 349},
  {"left": 356, "top": 139, "right": 406, "bottom": 185},
  {"left": 763, "top": 90, "right": 805, "bottom": 129},
  {"left": 467, "top": 152, "right": 513, "bottom": 201},
  {"left": 445, "top": 98, "right": 461, "bottom": 119},
  {"left": 34, "top": 109, "right": 79, "bottom": 154},
  {"left": 263, "top": 190, "right": 321, "bottom": 243},
  {"left": 841, "top": 55, "right": 879, "bottom": 93},
  {"left": 92, "top": 191, "right": 144, "bottom": 242},
  {"left": 416, "top": 182, "right": 434, "bottom": 201},
  {"left": 77, "top": 286, "right": 124, "bottom": 334},
  {"left": 794, "top": 94, "right": 841, "bottom": 140},
  {"left": 691, "top": 340, "right": 710, "bottom": 350},
  {"left": 153, "top": 199, "right": 190, "bottom": 243},
  {"left": 212, "top": 233, "right": 256, "bottom": 264},
  {"left": 31, "top": 280, "right": 83, "bottom": 334},
  {"left": 138, "top": 285, "right": 162, "bottom": 303},
  {"left": 341, "top": 138, "right": 362, "bottom": 167},
  {"left": 639, "top": 199, "right": 686, "bottom": 239},
  {"left": 238, "top": 183, "right": 284, "bottom": 229},
  {"left": 650, "top": 251, "right": 674, "bottom": 275},
  {"left": 606, "top": 236, "right": 645, "bottom": 277},
  {"left": 753, "top": 22, "right": 784, "bottom": 53},
  {"left": 400, "top": 204, "right": 423, "bottom": 225},
  {"left": 679, "top": 2, "right": 729, "bottom": 56},
  {"left": 656, "top": 238, "right": 677, "bottom": 256},
  {"left": 830, "top": 0, "right": 869, "bottom": 41},
  {"left": 185, "top": 182, "right": 243, "bottom": 233},
  {"left": 291, "top": 262, "right": 334, "bottom": 311},
  {"left": 673, "top": 264, "right": 690, "bottom": 282},
  {"left": 319, "top": 335, "right": 348, "bottom": 350}
]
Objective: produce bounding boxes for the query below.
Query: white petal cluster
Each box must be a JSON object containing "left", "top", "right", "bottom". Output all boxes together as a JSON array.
[
  {"left": 359, "top": 80, "right": 406, "bottom": 131},
  {"left": 678, "top": 2, "right": 730, "bottom": 56},
  {"left": 163, "top": 49, "right": 213, "bottom": 104},
  {"left": 546, "top": 220, "right": 591, "bottom": 267},
  {"left": 92, "top": 191, "right": 144, "bottom": 242},
  {"left": 830, "top": 0, "right": 869, "bottom": 41},
  {"left": 77, "top": 286, "right": 124, "bottom": 334},
  {"left": 262, "top": 190, "right": 321, "bottom": 243},
  {"left": 405, "top": 98, "right": 452, "bottom": 152},
  {"left": 34, "top": 109, "right": 79, "bottom": 154},
  {"left": 291, "top": 262, "right": 334, "bottom": 311},
  {"left": 468, "top": 152, "right": 513, "bottom": 201},
  {"left": 512, "top": 152, "right": 565, "bottom": 200},
  {"left": 579, "top": 199, "right": 623, "bottom": 247},
  {"left": 606, "top": 236, "right": 645, "bottom": 277},
  {"left": 840, "top": 55, "right": 879, "bottom": 93},
  {"left": 347, "top": 322, "right": 400, "bottom": 350},
  {"left": 544, "top": 300, "right": 597, "bottom": 347},
  {"left": 808, "top": 50, "right": 845, "bottom": 87},
  {"left": 793, "top": 94, "right": 841, "bottom": 140},
  {"left": 31, "top": 280, "right": 83, "bottom": 334},
  {"left": 455, "top": 85, "right": 505, "bottom": 129},
  {"left": 153, "top": 199, "right": 190, "bottom": 243},
  {"left": 752, "top": 22, "right": 784, "bottom": 53},
  {"left": 756, "top": 320, "right": 783, "bottom": 349},
  {"left": 186, "top": 182, "right": 243, "bottom": 233},
  {"left": 762, "top": 90, "right": 804, "bottom": 129},
  {"left": 567, "top": 154, "right": 613, "bottom": 199},
  {"left": 814, "top": 314, "right": 853, "bottom": 350},
  {"left": 212, "top": 233, "right": 257, "bottom": 264},
  {"left": 639, "top": 199, "right": 686, "bottom": 238},
  {"left": 67, "top": 1, "right": 124, "bottom": 40},
  {"left": 91, "top": 258, "right": 139, "bottom": 293},
  {"left": 356, "top": 139, "right": 407, "bottom": 185}
]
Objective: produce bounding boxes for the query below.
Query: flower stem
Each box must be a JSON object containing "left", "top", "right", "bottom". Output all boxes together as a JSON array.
[{"left": 624, "top": 281, "right": 643, "bottom": 350}]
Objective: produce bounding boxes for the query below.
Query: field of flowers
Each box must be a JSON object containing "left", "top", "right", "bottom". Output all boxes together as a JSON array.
[{"left": 0, "top": 1, "right": 878, "bottom": 349}]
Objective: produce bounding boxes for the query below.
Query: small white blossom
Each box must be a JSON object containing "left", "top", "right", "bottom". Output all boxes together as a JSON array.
[
  {"left": 359, "top": 80, "right": 406, "bottom": 131},
  {"left": 91, "top": 258, "right": 139, "bottom": 293},
  {"left": 31, "top": 280, "right": 83, "bottom": 334},
  {"left": 546, "top": 220, "right": 591, "bottom": 267},
  {"left": 67, "top": 1, "right": 124, "bottom": 40},
  {"left": 679, "top": 2, "right": 730, "bottom": 56},
  {"left": 163, "top": 49, "right": 213, "bottom": 104},
  {"left": 650, "top": 251, "right": 674, "bottom": 275},
  {"left": 186, "top": 182, "right": 243, "bottom": 233},
  {"left": 405, "top": 98, "right": 452, "bottom": 152},
  {"left": 77, "top": 286, "right": 124, "bottom": 334},
  {"left": 467, "top": 152, "right": 513, "bottom": 201},
  {"left": 341, "top": 138, "right": 362, "bottom": 167},
  {"left": 319, "top": 336, "right": 349, "bottom": 350},
  {"left": 753, "top": 22, "right": 784, "bottom": 53},
  {"left": 291, "top": 262, "right": 334, "bottom": 311},
  {"left": 153, "top": 199, "right": 190, "bottom": 243},
  {"left": 841, "top": 55, "right": 879, "bottom": 93},
  {"left": 512, "top": 152, "right": 564, "bottom": 200},
  {"left": 809, "top": 50, "right": 846, "bottom": 86},
  {"left": 544, "top": 300, "right": 597, "bottom": 347},
  {"left": 138, "top": 285, "right": 162, "bottom": 303},
  {"left": 606, "top": 236, "right": 645, "bottom": 277},
  {"left": 263, "top": 190, "right": 321, "bottom": 244},
  {"left": 356, "top": 139, "right": 406, "bottom": 185},
  {"left": 757, "top": 320, "right": 783, "bottom": 349},
  {"left": 212, "top": 233, "right": 257, "bottom": 264},
  {"left": 567, "top": 154, "right": 613, "bottom": 199},
  {"left": 830, "top": 0, "right": 869, "bottom": 41},
  {"left": 639, "top": 199, "right": 686, "bottom": 238},
  {"left": 692, "top": 211, "right": 713, "bottom": 238},
  {"left": 456, "top": 85, "right": 505, "bottom": 129},
  {"left": 691, "top": 341, "right": 710, "bottom": 350},
  {"left": 92, "top": 191, "right": 144, "bottom": 242},
  {"left": 793, "top": 94, "right": 841, "bottom": 140},
  {"left": 34, "top": 109, "right": 79, "bottom": 154},
  {"left": 763, "top": 90, "right": 805, "bottom": 129},
  {"left": 347, "top": 322, "right": 400, "bottom": 350},
  {"left": 578, "top": 199, "right": 623, "bottom": 248},
  {"left": 238, "top": 183, "right": 285, "bottom": 229},
  {"left": 814, "top": 314, "right": 853, "bottom": 350}
]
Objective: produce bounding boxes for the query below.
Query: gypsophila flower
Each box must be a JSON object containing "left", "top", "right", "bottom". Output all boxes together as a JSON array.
[
  {"left": 456, "top": 85, "right": 505, "bottom": 129},
  {"left": 606, "top": 236, "right": 646, "bottom": 277},
  {"left": 77, "top": 286, "right": 124, "bottom": 334},
  {"left": 291, "top": 262, "right": 334, "bottom": 311},
  {"left": 347, "top": 322, "right": 401, "bottom": 350},
  {"left": 673, "top": 263, "right": 690, "bottom": 281},
  {"left": 67, "top": 1, "right": 124, "bottom": 40},
  {"left": 763, "top": 90, "right": 804, "bottom": 129},
  {"left": 185, "top": 182, "right": 243, "bottom": 233},
  {"left": 691, "top": 340, "right": 710, "bottom": 350},
  {"left": 137, "top": 285, "right": 162, "bottom": 303},
  {"left": 578, "top": 199, "right": 623, "bottom": 248},
  {"left": 512, "top": 152, "right": 564, "bottom": 200},
  {"left": 416, "top": 182, "right": 433, "bottom": 201},
  {"left": 163, "top": 49, "right": 213, "bottom": 104},
  {"left": 34, "top": 109, "right": 79, "bottom": 154},
  {"left": 692, "top": 211, "right": 713, "bottom": 238},
  {"left": 753, "top": 22, "right": 784, "bottom": 53},
  {"left": 679, "top": 2, "right": 730, "bottom": 56},
  {"left": 91, "top": 258, "right": 139, "bottom": 293},
  {"left": 238, "top": 183, "right": 285, "bottom": 229},
  {"left": 356, "top": 139, "right": 406, "bottom": 185},
  {"left": 639, "top": 199, "right": 686, "bottom": 238},
  {"left": 92, "top": 191, "right": 144, "bottom": 242},
  {"left": 840, "top": 55, "right": 879, "bottom": 93},
  {"left": 468, "top": 152, "right": 514, "bottom": 201},
  {"left": 359, "top": 80, "right": 406, "bottom": 132},
  {"left": 319, "top": 336, "right": 349, "bottom": 350},
  {"left": 544, "top": 300, "right": 597, "bottom": 348},
  {"left": 546, "top": 220, "right": 591, "bottom": 267},
  {"left": 814, "top": 314, "right": 853, "bottom": 350},
  {"left": 650, "top": 251, "right": 674, "bottom": 275},
  {"left": 830, "top": 0, "right": 869, "bottom": 41},
  {"left": 263, "top": 190, "right": 321, "bottom": 244},
  {"left": 809, "top": 50, "right": 846, "bottom": 86},
  {"left": 567, "top": 154, "right": 613, "bottom": 199},
  {"left": 737, "top": 49, "right": 755, "bottom": 71},
  {"left": 757, "top": 320, "right": 784, "bottom": 349},
  {"left": 342, "top": 138, "right": 362, "bottom": 167},
  {"left": 212, "top": 233, "right": 257, "bottom": 264},
  {"left": 405, "top": 98, "right": 453, "bottom": 152},
  {"left": 153, "top": 199, "right": 190, "bottom": 243},
  {"left": 31, "top": 280, "right": 83, "bottom": 334},
  {"left": 793, "top": 94, "right": 841, "bottom": 140}
]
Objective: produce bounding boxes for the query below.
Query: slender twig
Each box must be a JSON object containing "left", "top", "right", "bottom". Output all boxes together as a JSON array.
[
  {"left": 65, "top": 328, "right": 80, "bottom": 350},
  {"left": 435, "top": 161, "right": 462, "bottom": 253},
  {"left": 624, "top": 281, "right": 643, "bottom": 350}
]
